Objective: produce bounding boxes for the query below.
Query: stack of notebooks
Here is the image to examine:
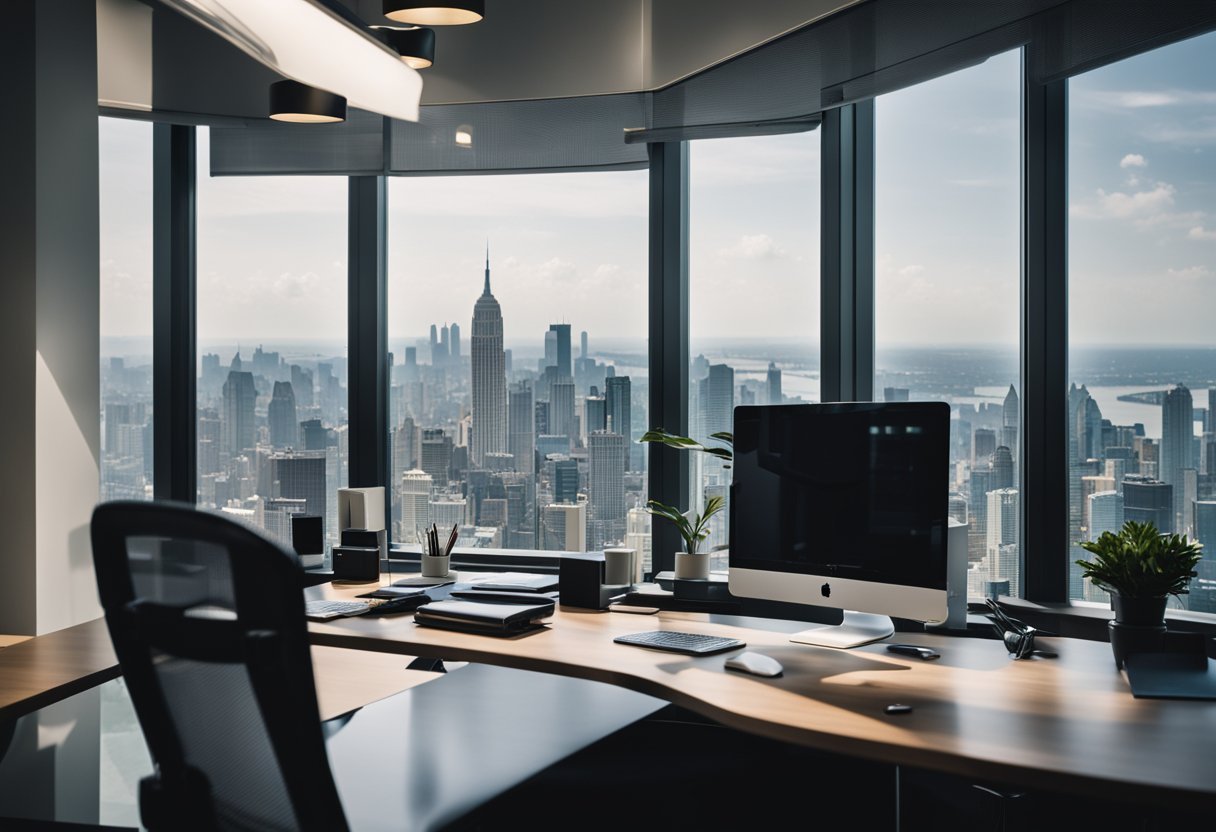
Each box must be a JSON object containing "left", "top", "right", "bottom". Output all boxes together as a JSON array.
[{"left": 414, "top": 598, "right": 555, "bottom": 636}]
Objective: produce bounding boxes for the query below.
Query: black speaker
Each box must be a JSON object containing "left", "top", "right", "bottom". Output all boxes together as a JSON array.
[
  {"left": 560, "top": 552, "right": 620, "bottom": 610},
  {"left": 341, "top": 528, "right": 387, "bottom": 561},
  {"left": 332, "top": 545, "right": 380, "bottom": 581},
  {"left": 291, "top": 515, "right": 324, "bottom": 556}
]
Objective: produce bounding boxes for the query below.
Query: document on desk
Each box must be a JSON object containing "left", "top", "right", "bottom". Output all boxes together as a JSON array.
[{"left": 414, "top": 599, "right": 555, "bottom": 636}]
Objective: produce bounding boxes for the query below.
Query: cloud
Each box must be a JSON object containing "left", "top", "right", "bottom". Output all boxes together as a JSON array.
[
  {"left": 1070, "top": 182, "right": 1175, "bottom": 221},
  {"left": 897, "top": 264, "right": 925, "bottom": 277},
  {"left": 1119, "top": 153, "right": 1147, "bottom": 168},
  {"left": 1084, "top": 90, "right": 1216, "bottom": 110},
  {"left": 1188, "top": 226, "right": 1216, "bottom": 241},
  {"left": 1166, "top": 265, "right": 1211, "bottom": 281},
  {"left": 271, "top": 271, "right": 321, "bottom": 300},
  {"left": 717, "top": 234, "right": 787, "bottom": 260}
]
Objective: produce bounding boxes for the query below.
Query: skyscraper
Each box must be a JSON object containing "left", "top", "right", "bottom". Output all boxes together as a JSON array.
[
  {"left": 553, "top": 458, "right": 580, "bottom": 504},
  {"left": 588, "top": 431, "right": 626, "bottom": 523},
  {"left": 580, "top": 330, "right": 588, "bottom": 359},
  {"left": 985, "top": 488, "right": 1020, "bottom": 596},
  {"left": 1124, "top": 476, "right": 1173, "bottom": 532},
  {"left": 990, "top": 446, "right": 1014, "bottom": 491},
  {"left": 1161, "top": 384, "right": 1193, "bottom": 532},
  {"left": 767, "top": 363, "right": 783, "bottom": 405},
  {"left": 584, "top": 395, "right": 607, "bottom": 435},
  {"left": 221, "top": 370, "right": 256, "bottom": 457},
  {"left": 1002, "top": 384, "right": 1019, "bottom": 464},
  {"left": 883, "top": 387, "right": 909, "bottom": 402},
  {"left": 471, "top": 248, "right": 507, "bottom": 466},
  {"left": 549, "top": 381, "right": 576, "bottom": 440},
  {"left": 548, "top": 323, "right": 572, "bottom": 379},
  {"left": 1087, "top": 490, "right": 1124, "bottom": 541},
  {"left": 449, "top": 322, "right": 461, "bottom": 361},
  {"left": 605, "top": 376, "right": 631, "bottom": 440},
  {"left": 420, "top": 428, "right": 454, "bottom": 484},
  {"left": 973, "top": 428, "right": 997, "bottom": 463},
  {"left": 508, "top": 382, "right": 535, "bottom": 475},
  {"left": 542, "top": 502, "right": 586, "bottom": 552},
  {"left": 269, "top": 453, "right": 327, "bottom": 519},
  {"left": 268, "top": 381, "right": 298, "bottom": 448},
  {"left": 702, "top": 364, "right": 735, "bottom": 438},
  {"left": 400, "top": 468, "right": 433, "bottom": 542}
]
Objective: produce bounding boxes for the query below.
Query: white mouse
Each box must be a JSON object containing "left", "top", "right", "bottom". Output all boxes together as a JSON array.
[{"left": 724, "top": 651, "right": 783, "bottom": 678}]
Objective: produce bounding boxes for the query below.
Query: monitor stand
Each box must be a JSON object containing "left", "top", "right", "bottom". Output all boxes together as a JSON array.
[{"left": 789, "top": 611, "right": 895, "bottom": 649}]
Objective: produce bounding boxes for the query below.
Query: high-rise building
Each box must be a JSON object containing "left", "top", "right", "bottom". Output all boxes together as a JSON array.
[
  {"left": 392, "top": 417, "right": 417, "bottom": 476},
  {"left": 625, "top": 507, "right": 652, "bottom": 576},
  {"left": 588, "top": 431, "right": 626, "bottom": 523},
  {"left": 1002, "top": 384, "right": 1019, "bottom": 465},
  {"left": 606, "top": 376, "right": 631, "bottom": 442},
  {"left": 883, "top": 387, "right": 909, "bottom": 402},
  {"left": 1195, "top": 500, "right": 1216, "bottom": 548},
  {"left": 300, "top": 419, "right": 329, "bottom": 451},
  {"left": 580, "top": 330, "right": 588, "bottom": 359},
  {"left": 508, "top": 382, "right": 535, "bottom": 475},
  {"left": 268, "top": 381, "right": 298, "bottom": 448},
  {"left": 991, "top": 446, "right": 1014, "bottom": 491},
  {"left": 291, "top": 364, "right": 314, "bottom": 408},
  {"left": 766, "top": 363, "right": 783, "bottom": 405},
  {"left": 973, "top": 428, "right": 997, "bottom": 464},
  {"left": 549, "top": 381, "right": 576, "bottom": 440},
  {"left": 702, "top": 364, "right": 735, "bottom": 438},
  {"left": 1161, "top": 385, "right": 1194, "bottom": 532},
  {"left": 470, "top": 249, "right": 507, "bottom": 466},
  {"left": 420, "top": 428, "right": 454, "bottom": 484},
  {"left": 1124, "top": 476, "right": 1173, "bottom": 532},
  {"left": 269, "top": 453, "right": 327, "bottom": 519},
  {"left": 449, "top": 322, "right": 461, "bottom": 361},
  {"left": 548, "top": 323, "right": 572, "bottom": 379},
  {"left": 553, "top": 458, "right": 580, "bottom": 504},
  {"left": 985, "top": 488, "right": 1020, "bottom": 596},
  {"left": 221, "top": 370, "right": 256, "bottom": 457},
  {"left": 400, "top": 469, "right": 433, "bottom": 542},
  {"left": 1088, "top": 490, "right": 1124, "bottom": 541},
  {"left": 584, "top": 395, "right": 607, "bottom": 435},
  {"left": 542, "top": 502, "right": 586, "bottom": 551}
]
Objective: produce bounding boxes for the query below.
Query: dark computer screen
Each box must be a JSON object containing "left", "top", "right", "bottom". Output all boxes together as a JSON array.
[{"left": 729, "top": 402, "right": 950, "bottom": 590}]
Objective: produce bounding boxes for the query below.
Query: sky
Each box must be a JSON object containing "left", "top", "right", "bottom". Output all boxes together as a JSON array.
[{"left": 99, "top": 30, "right": 1216, "bottom": 352}]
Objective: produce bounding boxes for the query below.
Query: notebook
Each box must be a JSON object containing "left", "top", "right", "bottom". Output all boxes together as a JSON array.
[{"left": 414, "top": 598, "right": 555, "bottom": 636}]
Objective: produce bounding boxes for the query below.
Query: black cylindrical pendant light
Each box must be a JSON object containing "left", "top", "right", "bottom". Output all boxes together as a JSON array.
[
  {"left": 268, "top": 80, "right": 346, "bottom": 123},
  {"left": 383, "top": 1, "right": 483, "bottom": 26},
  {"left": 375, "top": 26, "right": 436, "bottom": 69}
]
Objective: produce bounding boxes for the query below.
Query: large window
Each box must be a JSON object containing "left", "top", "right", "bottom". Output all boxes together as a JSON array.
[
  {"left": 874, "top": 50, "right": 1022, "bottom": 597},
  {"left": 195, "top": 129, "right": 348, "bottom": 549},
  {"left": 99, "top": 117, "right": 154, "bottom": 501},
  {"left": 386, "top": 172, "right": 649, "bottom": 566},
  {"left": 1068, "top": 32, "right": 1216, "bottom": 611},
  {"left": 689, "top": 132, "right": 821, "bottom": 570}
]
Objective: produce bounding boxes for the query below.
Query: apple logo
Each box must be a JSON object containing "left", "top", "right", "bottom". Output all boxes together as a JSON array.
[{"left": 820, "top": 582, "right": 831, "bottom": 598}]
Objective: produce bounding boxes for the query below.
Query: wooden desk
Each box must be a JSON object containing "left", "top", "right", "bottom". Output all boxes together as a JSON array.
[
  {"left": 0, "top": 618, "right": 435, "bottom": 724},
  {"left": 309, "top": 587, "right": 1216, "bottom": 811}
]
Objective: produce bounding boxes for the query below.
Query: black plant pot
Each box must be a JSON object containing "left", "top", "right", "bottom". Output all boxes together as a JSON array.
[
  {"left": 1108, "top": 593, "right": 1168, "bottom": 669},
  {"left": 1110, "top": 593, "right": 1168, "bottom": 627}
]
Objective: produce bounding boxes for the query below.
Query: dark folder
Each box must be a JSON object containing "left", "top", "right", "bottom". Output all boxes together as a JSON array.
[{"left": 414, "top": 599, "right": 555, "bottom": 636}]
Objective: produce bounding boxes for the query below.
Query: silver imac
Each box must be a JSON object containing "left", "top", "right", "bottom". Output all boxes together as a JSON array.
[{"left": 728, "top": 402, "right": 950, "bottom": 648}]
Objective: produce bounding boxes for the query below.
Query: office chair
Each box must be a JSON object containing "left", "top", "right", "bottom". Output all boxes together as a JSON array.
[{"left": 91, "top": 500, "right": 349, "bottom": 832}]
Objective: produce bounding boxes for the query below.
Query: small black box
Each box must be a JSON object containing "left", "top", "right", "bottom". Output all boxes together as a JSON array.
[
  {"left": 559, "top": 552, "right": 608, "bottom": 609},
  {"left": 341, "top": 527, "right": 387, "bottom": 560},
  {"left": 291, "top": 515, "right": 324, "bottom": 556},
  {"left": 332, "top": 545, "right": 380, "bottom": 581}
]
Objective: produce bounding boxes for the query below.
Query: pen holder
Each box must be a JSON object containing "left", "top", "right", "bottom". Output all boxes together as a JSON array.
[{"left": 422, "top": 554, "right": 450, "bottom": 578}]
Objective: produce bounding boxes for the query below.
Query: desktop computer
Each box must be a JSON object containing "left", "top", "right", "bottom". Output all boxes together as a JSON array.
[{"left": 728, "top": 402, "right": 951, "bottom": 648}]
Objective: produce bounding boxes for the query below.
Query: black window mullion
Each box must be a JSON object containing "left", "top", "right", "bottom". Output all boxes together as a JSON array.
[
  {"left": 821, "top": 102, "right": 875, "bottom": 404},
  {"left": 152, "top": 123, "right": 197, "bottom": 503},
  {"left": 647, "top": 141, "right": 690, "bottom": 575},
  {"left": 347, "top": 176, "right": 389, "bottom": 501},
  {"left": 1021, "top": 53, "right": 1070, "bottom": 602}
]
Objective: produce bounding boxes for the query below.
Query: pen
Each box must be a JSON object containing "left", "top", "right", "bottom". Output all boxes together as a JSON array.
[{"left": 445, "top": 523, "right": 458, "bottom": 558}]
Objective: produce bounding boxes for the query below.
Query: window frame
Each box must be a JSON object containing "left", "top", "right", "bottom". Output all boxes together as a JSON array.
[{"left": 140, "top": 21, "right": 1216, "bottom": 620}]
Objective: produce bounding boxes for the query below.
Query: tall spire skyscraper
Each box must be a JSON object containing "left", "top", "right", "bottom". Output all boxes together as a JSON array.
[{"left": 471, "top": 245, "right": 507, "bottom": 466}]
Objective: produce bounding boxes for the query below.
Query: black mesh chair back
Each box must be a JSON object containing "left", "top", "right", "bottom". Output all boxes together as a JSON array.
[{"left": 91, "top": 500, "right": 348, "bottom": 832}]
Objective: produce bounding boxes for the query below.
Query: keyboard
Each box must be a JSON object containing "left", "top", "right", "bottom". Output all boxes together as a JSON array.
[
  {"left": 613, "top": 630, "right": 745, "bottom": 655},
  {"left": 305, "top": 599, "right": 371, "bottom": 620}
]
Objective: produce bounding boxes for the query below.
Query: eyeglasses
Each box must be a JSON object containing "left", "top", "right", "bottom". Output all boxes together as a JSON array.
[{"left": 984, "top": 600, "right": 1057, "bottom": 660}]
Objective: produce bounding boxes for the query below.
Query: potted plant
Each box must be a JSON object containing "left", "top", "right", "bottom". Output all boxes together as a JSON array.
[
  {"left": 645, "top": 496, "right": 725, "bottom": 580},
  {"left": 639, "top": 429, "right": 734, "bottom": 580},
  {"left": 1075, "top": 520, "right": 1203, "bottom": 668}
]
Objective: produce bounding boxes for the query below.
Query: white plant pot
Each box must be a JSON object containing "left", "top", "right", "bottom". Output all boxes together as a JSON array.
[{"left": 673, "top": 552, "right": 710, "bottom": 580}]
